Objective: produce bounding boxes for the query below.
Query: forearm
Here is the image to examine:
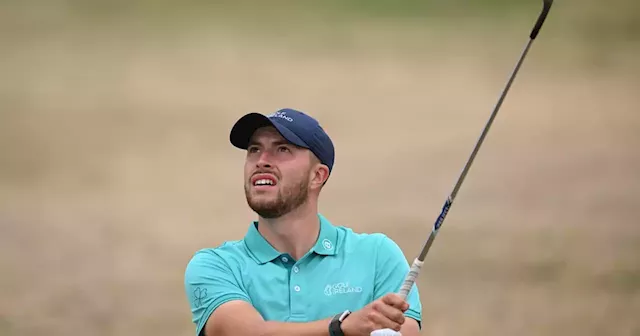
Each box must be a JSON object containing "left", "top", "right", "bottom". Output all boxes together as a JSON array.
[
  {"left": 259, "top": 318, "right": 332, "bottom": 336},
  {"left": 210, "top": 315, "right": 333, "bottom": 336},
  {"left": 203, "top": 301, "right": 334, "bottom": 336}
]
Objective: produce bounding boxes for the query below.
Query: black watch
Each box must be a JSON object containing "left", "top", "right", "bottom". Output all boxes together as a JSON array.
[{"left": 328, "top": 310, "right": 351, "bottom": 336}]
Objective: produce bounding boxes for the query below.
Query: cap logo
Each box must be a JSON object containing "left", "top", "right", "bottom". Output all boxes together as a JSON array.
[{"left": 267, "top": 111, "right": 294, "bottom": 122}]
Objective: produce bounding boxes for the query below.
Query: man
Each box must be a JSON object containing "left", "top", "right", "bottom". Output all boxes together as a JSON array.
[{"left": 184, "top": 108, "right": 422, "bottom": 336}]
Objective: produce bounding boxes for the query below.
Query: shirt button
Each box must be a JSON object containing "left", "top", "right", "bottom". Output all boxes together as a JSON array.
[
  {"left": 294, "top": 285, "right": 301, "bottom": 292},
  {"left": 281, "top": 256, "right": 288, "bottom": 262},
  {"left": 293, "top": 266, "right": 299, "bottom": 273}
]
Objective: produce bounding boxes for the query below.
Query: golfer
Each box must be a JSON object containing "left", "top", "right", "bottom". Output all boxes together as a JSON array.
[{"left": 184, "top": 108, "right": 422, "bottom": 336}]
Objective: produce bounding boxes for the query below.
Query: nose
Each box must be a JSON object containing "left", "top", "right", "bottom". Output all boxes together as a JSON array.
[{"left": 255, "top": 150, "right": 273, "bottom": 169}]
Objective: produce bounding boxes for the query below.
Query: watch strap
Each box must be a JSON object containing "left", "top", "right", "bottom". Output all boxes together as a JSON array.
[{"left": 328, "top": 310, "right": 351, "bottom": 336}]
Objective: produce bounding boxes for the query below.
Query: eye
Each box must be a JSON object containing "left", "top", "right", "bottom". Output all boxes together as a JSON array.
[
  {"left": 278, "top": 145, "right": 291, "bottom": 153},
  {"left": 247, "top": 146, "right": 260, "bottom": 154}
]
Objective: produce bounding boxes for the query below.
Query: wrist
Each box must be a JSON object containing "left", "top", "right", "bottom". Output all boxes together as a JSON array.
[{"left": 328, "top": 310, "right": 351, "bottom": 336}]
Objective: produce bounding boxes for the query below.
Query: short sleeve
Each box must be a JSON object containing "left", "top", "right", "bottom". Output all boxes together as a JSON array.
[
  {"left": 184, "top": 249, "right": 252, "bottom": 336},
  {"left": 373, "top": 235, "right": 423, "bottom": 328}
]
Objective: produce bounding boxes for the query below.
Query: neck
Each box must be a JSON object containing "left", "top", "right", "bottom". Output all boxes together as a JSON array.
[{"left": 257, "top": 201, "right": 320, "bottom": 261}]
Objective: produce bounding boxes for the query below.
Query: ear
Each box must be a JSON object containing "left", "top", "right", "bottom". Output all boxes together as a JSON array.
[{"left": 310, "top": 163, "right": 330, "bottom": 190}]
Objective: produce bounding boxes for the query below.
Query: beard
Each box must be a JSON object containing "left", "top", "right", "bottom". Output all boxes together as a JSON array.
[{"left": 244, "top": 177, "right": 310, "bottom": 219}]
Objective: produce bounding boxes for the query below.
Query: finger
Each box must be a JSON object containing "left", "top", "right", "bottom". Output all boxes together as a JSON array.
[
  {"left": 369, "top": 310, "right": 402, "bottom": 332},
  {"left": 373, "top": 302, "right": 406, "bottom": 326},
  {"left": 382, "top": 294, "right": 409, "bottom": 311}
]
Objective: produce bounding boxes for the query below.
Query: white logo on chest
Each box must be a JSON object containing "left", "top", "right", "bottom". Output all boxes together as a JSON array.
[{"left": 324, "top": 282, "right": 363, "bottom": 296}]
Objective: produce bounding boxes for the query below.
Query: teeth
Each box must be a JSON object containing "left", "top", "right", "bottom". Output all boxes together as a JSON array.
[{"left": 255, "top": 179, "right": 274, "bottom": 186}]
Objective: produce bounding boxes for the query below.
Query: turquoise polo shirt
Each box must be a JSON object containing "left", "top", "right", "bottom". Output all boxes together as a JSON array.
[{"left": 184, "top": 214, "right": 422, "bottom": 336}]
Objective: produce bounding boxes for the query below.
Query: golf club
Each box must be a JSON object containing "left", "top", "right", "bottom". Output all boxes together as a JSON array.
[{"left": 371, "top": 0, "right": 553, "bottom": 334}]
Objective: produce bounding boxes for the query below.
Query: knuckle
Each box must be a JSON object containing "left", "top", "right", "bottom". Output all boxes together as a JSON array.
[
  {"left": 389, "top": 309, "right": 403, "bottom": 322},
  {"left": 371, "top": 301, "right": 381, "bottom": 310}
]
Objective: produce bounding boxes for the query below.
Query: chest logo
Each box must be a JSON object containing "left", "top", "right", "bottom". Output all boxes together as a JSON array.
[{"left": 324, "top": 282, "right": 363, "bottom": 296}]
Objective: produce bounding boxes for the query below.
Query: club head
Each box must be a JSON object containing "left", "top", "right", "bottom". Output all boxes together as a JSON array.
[{"left": 530, "top": 0, "right": 554, "bottom": 39}]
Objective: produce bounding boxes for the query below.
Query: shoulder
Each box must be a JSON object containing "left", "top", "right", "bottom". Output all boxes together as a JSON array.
[
  {"left": 185, "top": 240, "right": 249, "bottom": 276},
  {"left": 187, "top": 239, "right": 246, "bottom": 262},
  {"left": 334, "top": 225, "right": 402, "bottom": 254}
]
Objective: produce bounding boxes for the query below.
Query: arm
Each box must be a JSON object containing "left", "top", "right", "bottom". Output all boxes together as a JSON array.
[
  {"left": 399, "top": 318, "right": 421, "bottom": 336},
  {"left": 373, "top": 235, "right": 424, "bottom": 336},
  {"left": 202, "top": 300, "right": 332, "bottom": 336},
  {"left": 184, "top": 249, "right": 332, "bottom": 336}
]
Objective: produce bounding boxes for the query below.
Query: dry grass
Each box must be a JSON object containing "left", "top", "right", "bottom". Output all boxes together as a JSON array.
[{"left": 1, "top": 13, "right": 639, "bottom": 336}]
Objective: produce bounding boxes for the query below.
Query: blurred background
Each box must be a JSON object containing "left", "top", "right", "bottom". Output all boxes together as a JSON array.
[{"left": 1, "top": 0, "right": 639, "bottom": 335}]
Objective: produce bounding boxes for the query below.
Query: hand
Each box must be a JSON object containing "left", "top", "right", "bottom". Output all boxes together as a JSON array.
[{"left": 339, "top": 293, "right": 409, "bottom": 336}]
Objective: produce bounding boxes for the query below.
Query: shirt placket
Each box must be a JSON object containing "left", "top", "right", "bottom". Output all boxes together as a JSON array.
[{"left": 287, "top": 256, "right": 307, "bottom": 320}]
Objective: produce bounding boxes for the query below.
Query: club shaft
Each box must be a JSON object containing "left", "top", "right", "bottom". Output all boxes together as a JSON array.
[
  {"left": 397, "top": 38, "right": 536, "bottom": 299},
  {"left": 368, "top": 8, "right": 557, "bottom": 336},
  {"left": 450, "top": 39, "right": 533, "bottom": 203},
  {"left": 372, "top": 3, "right": 553, "bottom": 335}
]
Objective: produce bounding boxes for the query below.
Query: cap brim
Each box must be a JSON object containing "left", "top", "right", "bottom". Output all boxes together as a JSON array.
[{"left": 230, "top": 112, "right": 309, "bottom": 150}]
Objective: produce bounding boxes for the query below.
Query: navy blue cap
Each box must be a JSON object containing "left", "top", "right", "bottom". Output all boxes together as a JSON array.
[{"left": 230, "top": 108, "right": 335, "bottom": 173}]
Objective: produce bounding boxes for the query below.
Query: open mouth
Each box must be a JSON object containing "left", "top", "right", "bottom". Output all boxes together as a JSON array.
[
  {"left": 251, "top": 174, "right": 277, "bottom": 188},
  {"left": 254, "top": 178, "right": 275, "bottom": 186}
]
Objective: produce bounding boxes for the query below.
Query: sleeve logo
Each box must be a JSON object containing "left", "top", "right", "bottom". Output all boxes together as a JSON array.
[{"left": 193, "top": 287, "right": 208, "bottom": 307}]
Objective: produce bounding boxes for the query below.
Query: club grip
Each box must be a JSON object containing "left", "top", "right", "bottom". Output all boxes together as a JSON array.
[
  {"left": 398, "top": 258, "right": 424, "bottom": 300},
  {"left": 370, "top": 259, "right": 424, "bottom": 336},
  {"left": 530, "top": 0, "right": 553, "bottom": 39}
]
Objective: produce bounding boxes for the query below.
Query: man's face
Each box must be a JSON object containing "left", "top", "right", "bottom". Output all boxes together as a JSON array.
[{"left": 244, "top": 126, "right": 318, "bottom": 218}]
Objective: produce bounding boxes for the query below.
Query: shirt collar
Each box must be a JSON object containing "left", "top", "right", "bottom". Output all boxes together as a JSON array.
[
  {"left": 243, "top": 213, "right": 339, "bottom": 264},
  {"left": 311, "top": 214, "right": 338, "bottom": 256}
]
